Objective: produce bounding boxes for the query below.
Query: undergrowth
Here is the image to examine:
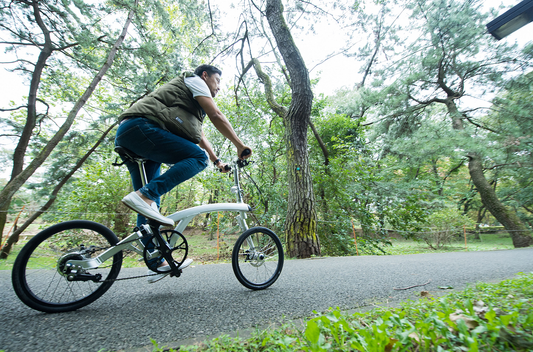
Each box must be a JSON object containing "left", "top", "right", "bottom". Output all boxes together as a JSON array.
[{"left": 151, "top": 272, "right": 533, "bottom": 352}]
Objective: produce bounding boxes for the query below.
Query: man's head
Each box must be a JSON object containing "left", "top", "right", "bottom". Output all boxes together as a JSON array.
[{"left": 195, "top": 64, "right": 222, "bottom": 98}]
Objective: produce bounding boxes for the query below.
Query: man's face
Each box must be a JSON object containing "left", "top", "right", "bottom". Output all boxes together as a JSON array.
[{"left": 201, "top": 71, "right": 221, "bottom": 98}]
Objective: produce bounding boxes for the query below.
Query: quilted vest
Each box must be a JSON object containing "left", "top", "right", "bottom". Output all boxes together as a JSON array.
[{"left": 119, "top": 72, "right": 205, "bottom": 144}]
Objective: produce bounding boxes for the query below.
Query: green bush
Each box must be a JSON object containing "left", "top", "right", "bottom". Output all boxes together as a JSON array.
[{"left": 420, "top": 208, "right": 475, "bottom": 249}]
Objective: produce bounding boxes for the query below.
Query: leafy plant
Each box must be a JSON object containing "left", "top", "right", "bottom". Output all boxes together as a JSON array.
[
  {"left": 420, "top": 208, "right": 476, "bottom": 249},
  {"left": 170, "top": 273, "right": 533, "bottom": 351}
]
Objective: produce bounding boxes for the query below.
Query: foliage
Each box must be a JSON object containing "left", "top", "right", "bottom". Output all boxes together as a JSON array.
[
  {"left": 419, "top": 208, "right": 476, "bottom": 249},
  {"left": 42, "top": 151, "right": 134, "bottom": 236},
  {"left": 0, "top": 0, "right": 221, "bottom": 253},
  {"left": 149, "top": 273, "right": 533, "bottom": 352},
  {"left": 487, "top": 72, "right": 533, "bottom": 228},
  {"left": 2, "top": 0, "right": 532, "bottom": 257},
  {"left": 328, "top": 0, "right": 533, "bottom": 252},
  {"left": 308, "top": 102, "right": 432, "bottom": 256}
]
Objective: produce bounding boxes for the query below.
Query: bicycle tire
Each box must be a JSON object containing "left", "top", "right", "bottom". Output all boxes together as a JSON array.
[
  {"left": 12, "top": 220, "right": 123, "bottom": 313},
  {"left": 232, "top": 227, "right": 284, "bottom": 290}
]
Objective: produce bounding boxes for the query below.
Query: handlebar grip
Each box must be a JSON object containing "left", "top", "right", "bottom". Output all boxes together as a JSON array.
[
  {"left": 219, "top": 165, "right": 231, "bottom": 173},
  {"left": 240, "top": 149, "right": 251, "bottom": 158}
]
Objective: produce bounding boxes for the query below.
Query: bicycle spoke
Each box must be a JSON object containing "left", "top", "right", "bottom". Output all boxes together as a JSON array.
[
  {"left": 12, "top": 221, "right": 122, "bottom": 313},
  {"left": 232, "top": 227, "right": 284, "bottom": 290}
]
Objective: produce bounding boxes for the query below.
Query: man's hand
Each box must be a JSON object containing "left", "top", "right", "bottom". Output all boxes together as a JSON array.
[
  {"left": 217, "top": 162, "right": 231, "bottom": 173},
  {"left": 238, "top": 146, "right": 252, "bottom": 160}
]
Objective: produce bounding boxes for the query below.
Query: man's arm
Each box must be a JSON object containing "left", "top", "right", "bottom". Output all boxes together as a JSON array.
[
  {"left": 199, "top": 130, "right": 230, "bottom": 173},
  {"left": 198, "top": 130, "right": 217, "bottom": 163},
  {"left": 196, "top": 96, "right": 251, "bottom": 159}
]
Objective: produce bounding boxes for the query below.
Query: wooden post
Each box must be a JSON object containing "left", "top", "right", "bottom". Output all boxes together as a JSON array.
[
  {"left": 1, "top": 206, "right": 25, "bottom": 248},
  {"left": 464, "top": 224, "right": 467, "bottom": 250},
  {"left": 351, "top": 219, "right": 359, "bottom": 256}
]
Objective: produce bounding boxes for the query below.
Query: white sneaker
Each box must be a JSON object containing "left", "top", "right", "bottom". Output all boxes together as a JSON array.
[
  {"left": 146, "top": 258, "right": 193, "bottom": 284},
  {"left": 122, "top": 192, "right": 174, "bottom": 226}
]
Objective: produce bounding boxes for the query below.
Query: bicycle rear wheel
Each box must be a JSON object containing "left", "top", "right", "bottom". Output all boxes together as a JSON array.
[
  {"left": 232, "top": 227, "right": 284, "bottom": 290},
  {"left": 12, "top": 220, "right": 123, "bottom": 313}
]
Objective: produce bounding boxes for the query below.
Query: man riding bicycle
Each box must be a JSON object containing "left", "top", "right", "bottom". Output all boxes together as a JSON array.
[{"left": 115, "top": 64, "right": 251, "bottom": 282}]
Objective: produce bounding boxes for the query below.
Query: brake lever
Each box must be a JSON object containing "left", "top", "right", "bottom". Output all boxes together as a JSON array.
[{"left": 237, "top": 159, "right": 252, "bottom": 168}]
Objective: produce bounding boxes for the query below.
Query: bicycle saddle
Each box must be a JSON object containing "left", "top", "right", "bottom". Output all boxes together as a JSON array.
[{"left": 114, "top": 146, "right": 149, "bottom": 163}]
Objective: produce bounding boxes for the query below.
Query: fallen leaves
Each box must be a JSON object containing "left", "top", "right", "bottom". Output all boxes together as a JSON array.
[{"left": 449, "top": 312, "right": 480, "bottom": 329}]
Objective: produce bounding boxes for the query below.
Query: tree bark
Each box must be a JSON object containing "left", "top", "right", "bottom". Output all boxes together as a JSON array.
[
  {"left": 256, "top": 0, "right": 320, "bottom": 258},
  {"left": 468, "top": 153, "right": 532, "bottom": 248}
]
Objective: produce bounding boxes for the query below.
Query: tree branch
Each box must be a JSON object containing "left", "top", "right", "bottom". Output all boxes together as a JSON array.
[
  {"left": 464, "top": 116, "right": 499, "bottom": 134},
  {"left": 0, "top": 105, "right": 27, "bottom": 112},
  {"left": 0, "top": 0, "right": 138, "bottom": 210},
  {"left": 437, "top": 57, "right": 459, "bottom": 98},
  {"left": 250, "top": 58, "right": 288, "bottom": 118},
  {"left": 443, "top": 159, "right": 466, "bottom": 182},
  {"left": 0, "top": 122, "right": 118, "bottom": 258},
  {"left": 192, "top": 0, "right": 217, "bottom": 55},
  {"left": 309, "top": 119, "right": 329, "bottom": 165}
]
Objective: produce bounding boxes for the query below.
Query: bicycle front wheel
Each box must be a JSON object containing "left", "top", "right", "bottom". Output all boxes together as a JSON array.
[
  {"left": 12, "top": 220, "right": 123, "bottom": 313},
  {"left": 232, "top": 227, "right": 284, "bottom": 290}
]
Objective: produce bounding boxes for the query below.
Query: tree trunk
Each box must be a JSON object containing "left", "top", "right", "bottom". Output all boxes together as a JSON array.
[
  {"left": 284, "top": 112, "right": 319, "bottom": 257},
  {"left": 468, "top": 153, "right": 532, "bottom": 247},
  {"left": 0, "top": 204, "right": 9, "bottom": 246},
  {"left": 446, "top": 99, "right": 531, "bottom": 248},
  {"left": 0, "top": 1, "right": 54, "bottom": 238},
  {"left": 309, "top": 119, "right": 330, "bottom": 217},
  {"left": 264, "top": 0, "right": 320, "bottom": 258}
]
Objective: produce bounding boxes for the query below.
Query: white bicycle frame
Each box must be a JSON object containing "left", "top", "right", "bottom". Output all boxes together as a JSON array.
[{"left": 67, "top": 159, "right": 252, "bottom": 270}]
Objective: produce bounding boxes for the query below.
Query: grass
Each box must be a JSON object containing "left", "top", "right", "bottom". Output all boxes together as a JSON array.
[
  {"left": 382, "top": 233, "right": 515, "bottom": 256},
  {"left": 0, "top": 231, "right": 518, "bottom": 271},
  {"left": 149, "top": 272, "right": 533, "bottom": 352}
]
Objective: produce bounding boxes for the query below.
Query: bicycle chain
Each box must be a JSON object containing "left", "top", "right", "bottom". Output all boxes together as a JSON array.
[
  {"left": 102, "top": 272, "right": 163, "bottom": 282},
  {"left": 90, "top": 235, "right": 172, "bottom": 283},
  {"left": 103, "top": 237, "right": 186, "bottom": 283}
]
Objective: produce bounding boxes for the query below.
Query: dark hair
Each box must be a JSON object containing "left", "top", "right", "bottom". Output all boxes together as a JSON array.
[{"left": 194, "top": 64, "right": 222, "bottom": 77}]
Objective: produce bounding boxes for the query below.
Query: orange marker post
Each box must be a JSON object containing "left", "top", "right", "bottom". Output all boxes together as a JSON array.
[
  {"left": 217, "top": 212, "right": 221, "bottom": 261},
  {"left": 464, "top": 224, "right": 467, "bottom": 250}
]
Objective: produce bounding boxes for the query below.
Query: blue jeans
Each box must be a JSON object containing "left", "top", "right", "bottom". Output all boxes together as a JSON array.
[{"left": 115, "top": 117, "right": 208, "bottom": 226}]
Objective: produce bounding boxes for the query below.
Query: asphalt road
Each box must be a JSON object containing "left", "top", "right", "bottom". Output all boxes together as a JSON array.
[{"left": 1, "top": 248, "right": 533, "bottom": 352}]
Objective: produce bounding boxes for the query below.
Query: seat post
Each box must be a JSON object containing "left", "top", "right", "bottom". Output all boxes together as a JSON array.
[
  {"left": 137, "top": 160, "right": 148, "bottom": 187},
  {"left": 114, "top": 146, "right": 149, "bottom": 187}
]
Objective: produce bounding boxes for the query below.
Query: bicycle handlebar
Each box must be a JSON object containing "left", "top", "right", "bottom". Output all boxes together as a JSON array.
[{"left": 218, "top": 149, "right": 252, "bottom": 172}]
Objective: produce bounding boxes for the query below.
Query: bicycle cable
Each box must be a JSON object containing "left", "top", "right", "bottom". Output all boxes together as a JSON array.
[{"left": 239, "top": 161, "right": 268, "bottom": 214}]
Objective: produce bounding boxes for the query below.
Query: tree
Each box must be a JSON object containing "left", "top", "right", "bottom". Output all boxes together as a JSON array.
[
  {"left": 241, "top": 0, "right": 319, "bottom": 258},
  {"left": 0, "top": 0, "right": 138, "bottom": 243},
  {"left": 0, "top": 0, "right": 215, "bottom": 251},
  {"left": 486, "top": 71, "right": 533, "bottom": 230},
  {"left": 358, "top": 0, "right": 532, "bottom": 247},
  {"left": 0, "top": 123, "right": 118, "bottom": 258}
]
